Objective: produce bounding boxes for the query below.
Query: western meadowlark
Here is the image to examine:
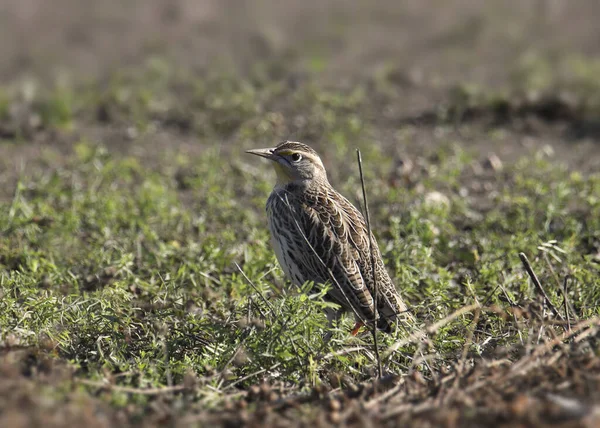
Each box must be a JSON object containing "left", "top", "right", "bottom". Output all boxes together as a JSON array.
[{"left": 247, "top": 141, "right": 411, "bottom": 335}]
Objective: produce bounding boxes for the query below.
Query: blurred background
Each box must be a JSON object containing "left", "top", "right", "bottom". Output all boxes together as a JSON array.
[
  {"left": 1, "top": 0, "right": 599, "bottom": 83},
  {"left": 1, "top": 0, "right": 600, "bottom": 169}
]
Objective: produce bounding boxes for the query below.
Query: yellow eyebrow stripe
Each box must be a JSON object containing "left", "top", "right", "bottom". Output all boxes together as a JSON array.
[{"left": 276, "top": 150, "right": 295, "bottom": 156}]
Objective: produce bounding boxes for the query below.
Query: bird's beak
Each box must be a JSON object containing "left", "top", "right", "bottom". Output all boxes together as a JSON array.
[{"left": 245, "top": 147, "right": 276, "bottom": 160}]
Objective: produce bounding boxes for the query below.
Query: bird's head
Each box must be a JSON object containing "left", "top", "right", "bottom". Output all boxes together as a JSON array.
[{"left": 246, "top": 141, "right": 327, "bottom": 184}]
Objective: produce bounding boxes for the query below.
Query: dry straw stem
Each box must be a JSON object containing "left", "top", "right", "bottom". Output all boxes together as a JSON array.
[
  {"left": 519, "top": 252, "right": 565, "bottom": 323},
  {"left": 381, "top": 316, "right": 600, "bottom": 421},
  {"left": 510, "top": 316, "right": 599, "bottom": 371},
  {"left": 234, "top": 261, "right": 274, "bottom": 315},
  {"left": 223, "top": 362, "right": 282, "bottom": 391},
  {"left": 453, "top": 306, "right": 481, "bottom": 388},
  {"left": 356, "top": 148, "right": 383, "bottom": 379},
  {"left": 77, "top": 379, "right": 186, "bottom": 395},
  {"left": 319, "top": 345, "right": 370, "bottom": 361},
  {"left": 365, "top": 380, "right": 406, "bottom": 409},
  {"left": 384, "top": 303, "right": 479, "bottom": 359},
  {"left": 461, "top": 316, "right": 600, "bottom": 397}
]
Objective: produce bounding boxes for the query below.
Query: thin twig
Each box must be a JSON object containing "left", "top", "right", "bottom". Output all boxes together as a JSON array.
[
  {"left": 222, "top": 362, "right": 282, "bottom": 390},
  {"left": 319, "top": 346, "right": 369, "bottom": 361},
  {"left": 78, "top": 379, "right": 186, "bottom": 395},
  {"left": 384, "top": 303, "right": 480, "bottom": 358},
  {"left": 562, "top": 275, "right": 571, "bottom": 331},
  {"left": 357, "top": 149, "right": 382, "bottom": 379},
  {"left": 411, "top": 350, "right": 439, "bottom": 381},
  {"left": 463, "top": 316, "right": 600, "bottom": 395},
  {"left": 365, "top": 379, "right": 406, "bottom": 409},
  {"left": 235, "top": 262, "right": 307, "bottom": 365},
  {"left": 518, "top": 252, "right": 564, "bottom": 321},
  {"left": 453, "top": 306, "right": 480, "bottom": 390},
  {"left": 162, "top": 325, "right": 172, "bottom": 388},
  {"left": 543, "top": 253, "right": 573, "bottom": 333},
  {"left": 543, "top": 252, "right": 563, "bottom": 293},
  {"left": 217, "top": 328, "right": 254, "bottom": 390},
  {"left": 524, "top": 316, "right": 599, "bottom": 361},
  {"left": 382, "top": 317, "right": 599, "bottom": 421},
  {"left": 234, "top": 262, "right": 274, "bottom": 315},
  {"left": 497, "top": 275, "right": 524, "bottom": 344},
  {"left": 425, "top": 303, "right": 481, "bottom": 335},
  {"left": 382, "top": 398, "right": 440, "bottom": 420},
  {"left": 480, "top": 282, "right": 502, "bottom": 307}
]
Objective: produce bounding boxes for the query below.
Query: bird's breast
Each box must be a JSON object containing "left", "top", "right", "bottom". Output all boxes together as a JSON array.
[{"left": 266, "top": 195, "right": 306, "bottom": 287}]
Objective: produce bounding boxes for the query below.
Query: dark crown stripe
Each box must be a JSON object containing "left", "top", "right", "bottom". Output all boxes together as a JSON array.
[{"left": 275, "top": 141, "right": 319, "bottom": 157}]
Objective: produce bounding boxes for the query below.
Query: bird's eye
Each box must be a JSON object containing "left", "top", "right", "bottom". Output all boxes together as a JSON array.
[{"left": 291, "top": 153, "right": 302, "bottom": 162}]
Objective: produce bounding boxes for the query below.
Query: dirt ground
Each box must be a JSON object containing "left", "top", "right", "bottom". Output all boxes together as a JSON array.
[{"left": 1, "top": 1, "right": 600, "bottom": 427}]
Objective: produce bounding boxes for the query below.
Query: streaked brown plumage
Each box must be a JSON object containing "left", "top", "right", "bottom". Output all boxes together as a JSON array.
[{"left": 246, "top": 141, "right": 411, "bottom": 334}]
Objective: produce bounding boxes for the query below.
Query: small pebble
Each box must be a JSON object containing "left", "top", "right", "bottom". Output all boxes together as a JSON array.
[
  {"left": 483, "top": 153, "right": 503, "bottom": 171},
  {"left": 423, "top": 191, "right": 450, "bottom": 209}
]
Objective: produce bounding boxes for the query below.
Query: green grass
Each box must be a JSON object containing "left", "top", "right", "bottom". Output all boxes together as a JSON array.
[
  {"left": 2, "top": 139, "right": 599, "bottom": 390},
  {"left": 1, "top": 61, "right": 599, "bottom": 424}
]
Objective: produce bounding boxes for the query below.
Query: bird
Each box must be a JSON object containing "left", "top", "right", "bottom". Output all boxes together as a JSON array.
[{"left": 246, "top": 141, "right": 412, "bottom": 336}]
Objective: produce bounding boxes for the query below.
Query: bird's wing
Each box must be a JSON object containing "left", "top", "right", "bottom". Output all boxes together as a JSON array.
[
  {"left": 274, "top": 185, "right": 409, "bottom": 328},
  {"left": 332, "top": 192, "right": 410, "bottom": 325},
  {"left": 270, "top": 187, "right": 375, "bottom": 324}
]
